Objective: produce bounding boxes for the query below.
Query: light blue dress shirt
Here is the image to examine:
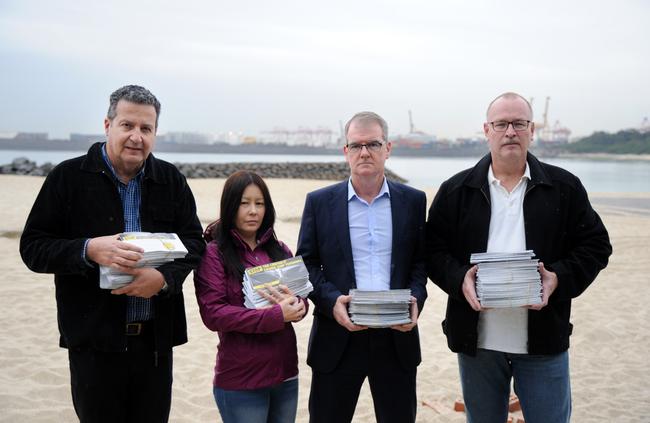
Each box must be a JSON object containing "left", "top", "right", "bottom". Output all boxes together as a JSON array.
[
  {"left": 100, "top": 144, "right": 152, "bottom": 322},
  {"left": 347, "top": 178, "right": 393, "bottom": 291}
]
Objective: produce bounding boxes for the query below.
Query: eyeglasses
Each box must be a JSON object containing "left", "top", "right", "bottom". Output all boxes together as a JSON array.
[
  {"left": 346, "top": 141, "right": 384, "bottom": 153},
  {"left": 489, "top": 120, "right": 531, "bottom": 132}
]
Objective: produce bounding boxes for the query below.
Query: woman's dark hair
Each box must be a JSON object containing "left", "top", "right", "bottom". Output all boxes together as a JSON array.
[{"left": 210, "top": 170, "right": 289, "bottom": 279}]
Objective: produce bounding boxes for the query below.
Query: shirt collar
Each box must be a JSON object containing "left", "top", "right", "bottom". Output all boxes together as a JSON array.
[
  {"left": 488, "top": 162, "right": 531, "bottom": 186},
  {"left": 347, "top": 177, "right": 390, "bottom": 202},
  {"left": 101, "top": 143, "right": 145, "bottom": 184}
]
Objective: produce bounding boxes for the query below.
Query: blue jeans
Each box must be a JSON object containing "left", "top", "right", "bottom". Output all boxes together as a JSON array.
[
  {"left": 458, "top": 349, "right": 571, "bottom": 423},
  {"left": 214, "top": 378, "right": 298, "bottom": 423}
]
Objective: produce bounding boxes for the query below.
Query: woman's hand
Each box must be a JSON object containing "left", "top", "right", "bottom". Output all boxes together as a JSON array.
[
  {"left": 278, "top": 295, "right": 306, "bottom": 322},
  {"left": 259, "top": 284, "right": 294, "bottom": 304}
]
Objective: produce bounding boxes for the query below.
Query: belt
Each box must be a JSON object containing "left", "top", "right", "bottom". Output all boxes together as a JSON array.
[{"left": 126, "top": 322, "right": 151, "bottom": 336}]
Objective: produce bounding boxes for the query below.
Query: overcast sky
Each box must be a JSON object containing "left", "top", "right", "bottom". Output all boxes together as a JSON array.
[{"left": 1, "top": 0, "right": 648, "bottom": 140}]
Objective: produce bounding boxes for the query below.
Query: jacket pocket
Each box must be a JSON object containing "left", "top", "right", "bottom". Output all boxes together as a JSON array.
[{"left": 149, "top": 205, "right": 176, "bottom": 231}]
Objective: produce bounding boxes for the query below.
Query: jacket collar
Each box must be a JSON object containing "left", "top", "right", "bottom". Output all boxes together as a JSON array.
[
  {"left": 100, "top": 143, "right": 145, "bottom": 184},
  {"left": 79, "top": 141, "right": 166, "bottom": 183},
  {"left": 230, "top": 226, "right": 275, "bottom": 252},
  {"left": 463, "top": 152, "right": 552, "bottom": 190}
]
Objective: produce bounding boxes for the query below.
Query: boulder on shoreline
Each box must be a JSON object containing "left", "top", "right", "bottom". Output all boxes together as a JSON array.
[
  {"left": 0, "top": 158, "right": 407, "bottom": 183},
  {"left": 0, "top": 157, "right": 54, "bottom": 176}
]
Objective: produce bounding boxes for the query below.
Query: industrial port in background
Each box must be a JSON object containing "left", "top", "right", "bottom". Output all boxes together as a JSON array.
[{"left": 2, "top": 97, "right": 648, "bottom": 157}]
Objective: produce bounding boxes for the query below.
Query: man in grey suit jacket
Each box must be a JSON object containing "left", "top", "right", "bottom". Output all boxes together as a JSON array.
[{"left": 297, "top": 111, "right": 427, "bottom": 423}]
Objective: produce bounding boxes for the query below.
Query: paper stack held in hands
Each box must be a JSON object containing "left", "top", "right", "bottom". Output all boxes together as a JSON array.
[
  {"left": 243, "top": 256, "right": 313, "bottom": 309},
  {"left": 99, "top": 232, "right": 188, "bottom": 289},
  {"left": 348, "top": 289, "right": 412, "bottom": 327},
  {"left": 470, "top": 250, "right": 542, "bottom": 308}
]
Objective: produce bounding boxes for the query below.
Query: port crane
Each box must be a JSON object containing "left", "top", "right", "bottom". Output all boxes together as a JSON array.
[{"left": 529, "top": 96, "right": 571, "bottom": 143}]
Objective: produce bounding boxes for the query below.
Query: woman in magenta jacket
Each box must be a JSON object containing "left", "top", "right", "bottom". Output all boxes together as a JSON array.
[{"left": 194, "top": 170, "right": 308, "bottom": 423}]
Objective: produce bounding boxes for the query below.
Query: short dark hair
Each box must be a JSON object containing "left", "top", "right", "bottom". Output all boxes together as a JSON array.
[
  {"left": 107, "top": 85, "right": 161, "bottom": 129},
  {"left": 211, "top": 171, "right": 288, "bottom": 278},
  {"left": 344, "top": 111, "right": 388, "bottom": 143}
]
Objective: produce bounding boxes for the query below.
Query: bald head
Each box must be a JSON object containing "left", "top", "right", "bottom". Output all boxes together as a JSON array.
[{"left": 486, "top": 92, "right": 533, "bottom": 121}]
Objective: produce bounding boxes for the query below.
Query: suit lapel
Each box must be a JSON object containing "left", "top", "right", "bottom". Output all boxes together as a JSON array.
[
  {"left": 389, "top": 181, "right": 407, "bottom": 287},
  {"left": 329, "top": 182, "right": 357, "bottom": 288}
]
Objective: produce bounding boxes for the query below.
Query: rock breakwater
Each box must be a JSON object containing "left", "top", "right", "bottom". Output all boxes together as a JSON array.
[{"left": 1, "top": 158, "right": 407, "bottom": 183}]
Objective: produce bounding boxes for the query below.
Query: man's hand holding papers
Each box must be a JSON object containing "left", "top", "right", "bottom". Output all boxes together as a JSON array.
[
  {"left": 462, "top": 265, "right": 481, "bottom": 311},
  {"left": 469, "top": 251, "right": 543, "bottom": 309},
  {"left": 98, "top": 232, "right": 188, "bottom": 291},
  {"left": 348, "top": 289, "right": 412, "bottom": 328},
  {"left": 111, "top": 267, "right": 166, "bottom": 299},
  {"left": 527, "top": 262, "right": 558, "bottom": 311},
  {"left": 87, "top": 234, "right": 144, "bottom": 268},
  {"left": 390, "top": 296, "right": 419, "bottom": 332},
  {"left": 334, "top": 295, "right": 368, "bottom": 332}
]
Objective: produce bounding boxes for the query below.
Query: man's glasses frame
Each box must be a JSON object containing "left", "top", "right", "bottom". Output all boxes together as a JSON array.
[
  {"left": 489, "top": 120, "right": 531, "bottom": 132},
  {"left": 345, "top": 140, "right": 384, "bottom": 153}
]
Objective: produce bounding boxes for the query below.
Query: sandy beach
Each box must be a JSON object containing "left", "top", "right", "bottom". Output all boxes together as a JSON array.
[{"left": 1, "top": 174, "right": 649, "bottom": 422}]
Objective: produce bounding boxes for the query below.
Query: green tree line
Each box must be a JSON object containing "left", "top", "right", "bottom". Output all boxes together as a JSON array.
[{"left": 565, "top": 130, "right": 650, "bottom": 154}]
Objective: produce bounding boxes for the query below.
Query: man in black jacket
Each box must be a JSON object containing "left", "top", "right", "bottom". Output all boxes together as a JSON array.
[
  {"left": 426, "top": 92, "right": 611, "bottom": 423},
  {"left": 20, "top": 85, "right": 204, "bottom": 423}
]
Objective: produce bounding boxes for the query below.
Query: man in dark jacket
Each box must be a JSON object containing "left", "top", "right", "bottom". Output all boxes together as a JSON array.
[
  {"left": 20, "top": 85, "right": 205, "bottom": 423},
  {"left": 426, "top": 92, "right": 611, "bottom": 423}
]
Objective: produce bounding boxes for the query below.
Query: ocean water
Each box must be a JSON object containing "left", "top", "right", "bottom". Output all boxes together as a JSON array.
[{"left": 1, "top": 149, "right": 649, "bottom": 193}]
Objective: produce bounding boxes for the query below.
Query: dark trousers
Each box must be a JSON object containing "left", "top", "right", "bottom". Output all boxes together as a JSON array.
[
  {"left": 308, "top": 329, "right": 417, "bottom": 423},
  {"left": 68, "top": 324, "right": 173, "bottom": 423}
]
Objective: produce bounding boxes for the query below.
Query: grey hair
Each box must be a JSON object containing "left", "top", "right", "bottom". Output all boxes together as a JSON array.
[
  {"left": 486, "top": 92, "right": 533, "bottom": 120},
  {"left": 107, "top": 85, "right": 161, "bottom": 129},
  {"left": 344, "top": 111, "right": 388, "bottom": 143}
]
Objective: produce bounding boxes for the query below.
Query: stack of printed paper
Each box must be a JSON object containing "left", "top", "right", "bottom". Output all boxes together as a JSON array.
[
  {"left": 99, "top": 232, "right": 188, "bottom": 289},
  {"left": 470, "top": 250, "right": 542, "bottom": 308},
  {"left": 349, "top": 289, "right": 412, "bottom": 327},
  {"left": 243, "top": 256, "right": 313, "bottom": 309}
]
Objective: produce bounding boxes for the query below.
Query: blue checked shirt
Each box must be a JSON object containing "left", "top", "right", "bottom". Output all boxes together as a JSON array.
[{"left": 101, "top": 144, "right": 153, "bottom": 322}]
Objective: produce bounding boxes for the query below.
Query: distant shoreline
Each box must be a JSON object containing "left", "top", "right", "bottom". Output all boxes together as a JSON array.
[
  {"left": 556, "top": 152, "right": 650, "bottom": 161},
  {"left": 0, "top": 138, "right": 485, "bottom": 158},
  {"left": 2, "top": 138, "right": 649, "bottom": 161}
]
